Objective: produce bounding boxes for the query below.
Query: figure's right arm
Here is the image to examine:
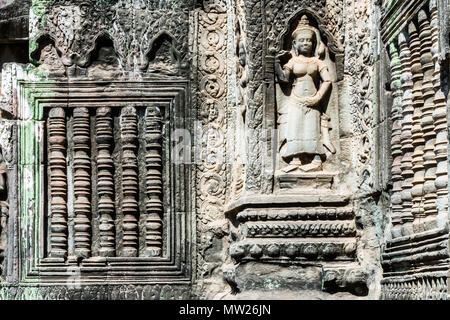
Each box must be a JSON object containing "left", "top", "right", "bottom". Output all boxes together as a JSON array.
[{"left": 275, "top": 54, "right": 291, "bottom": 83}]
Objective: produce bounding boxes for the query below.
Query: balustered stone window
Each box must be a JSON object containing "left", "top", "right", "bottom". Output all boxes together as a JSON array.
[{"left": 16, "top": 81, "right": 192, "bottom": 284}]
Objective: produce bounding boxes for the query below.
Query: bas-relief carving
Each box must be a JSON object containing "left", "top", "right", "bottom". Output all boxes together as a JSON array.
[
  {"left": 275, "top": 15, "right": 335, "bottom": 173},
  {"left": 36, "top": 43, "right": 66, "bottom": 77},
  {"left": 196, "top": 10, "right": 230, "bottom": 297},
  {"left": 221, "top": 1, "right": 379, "bottom": 298},
  {"left": 0, "top": 0, "right": 447, "bottom": 301},
  {"left": 87, "top": 43, "right": 121, "bottom": 78},
  {"left": 30, "top": 2, "right": 189, "bottom": 78}
]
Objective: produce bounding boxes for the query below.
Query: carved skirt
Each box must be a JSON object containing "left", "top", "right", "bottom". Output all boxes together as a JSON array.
[{"left": 280, "top": 96, "right": 325, "bottom": 160}]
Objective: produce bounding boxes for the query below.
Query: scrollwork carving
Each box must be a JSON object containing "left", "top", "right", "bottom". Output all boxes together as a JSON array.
[
  {"left": 30, "top": 2, "right": 190, "bottom": 75},
  {"left": 275, "top": 15, "right": 334, "bottom": 173}
]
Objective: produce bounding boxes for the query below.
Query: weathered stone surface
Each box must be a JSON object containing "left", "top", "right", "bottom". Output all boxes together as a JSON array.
[{"left": 0, "top": 0, "right": 447, "bottom": 300}]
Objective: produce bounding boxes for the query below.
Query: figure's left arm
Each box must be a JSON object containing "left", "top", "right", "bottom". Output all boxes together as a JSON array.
[{"left": 311, "top": 64, "right": 332, "bottom": 107}]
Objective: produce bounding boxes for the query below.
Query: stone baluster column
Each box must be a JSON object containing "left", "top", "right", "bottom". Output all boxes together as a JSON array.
[
  {"left": 145, "top": 106, "right": 163, "bottom": 257},
  {"left": 73, "top": 107, "right": 92, "bottom": 258},
  {"left": 96, "top": 107, "right": 115, "bottom": 257},
  {"left": 429, "top": 0, "right": 448, "bottom": 228},
  {"left": 398, "top": 31, "right": 414, "bottom": 235},
  {"left": 389, "top": 41, "right": 404, "bottom": 238},
  {"left": 418, "top": 10, "right": 438, "bottom": 229},
  {"left": 48, "top": 107, "right": 68, "bottom": 258},
  {"left": 120, "top": 106, "right": 139, "bottom": 257},
  {"left": 408, "top": 21, "right": 426, "bottom": 232}
]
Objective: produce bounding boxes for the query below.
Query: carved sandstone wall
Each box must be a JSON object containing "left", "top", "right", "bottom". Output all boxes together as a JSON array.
[{"left": 0, "top": 0, "right": 447, "bottom": 300}]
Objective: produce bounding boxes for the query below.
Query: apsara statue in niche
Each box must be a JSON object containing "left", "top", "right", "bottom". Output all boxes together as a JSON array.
[{"left": 275, "top": 15, "right": 335, "bottom": 173}]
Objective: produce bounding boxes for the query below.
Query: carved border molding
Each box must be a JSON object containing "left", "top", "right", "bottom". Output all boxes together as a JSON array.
[
  {"left": 381, "top": 271, "right": 447, "bottom": 300},
  {"left": 195, "top": 10, "right": 229, "bottom": 283},
  {"left": 225, "top": 194, "right": 358, "bottom": 263}
]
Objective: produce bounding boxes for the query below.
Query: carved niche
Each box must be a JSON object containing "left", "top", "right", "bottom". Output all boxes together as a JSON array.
[
  {"left": 273, "top": 12, "right": 341, "bottom": 191},
  {"left": 225, "top": 7, "right": 367, "bottom": 296}
]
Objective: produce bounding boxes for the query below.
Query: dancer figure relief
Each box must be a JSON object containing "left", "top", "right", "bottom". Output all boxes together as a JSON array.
[{"left": 275, "top": 15, "right": 336, "bottom": 173}]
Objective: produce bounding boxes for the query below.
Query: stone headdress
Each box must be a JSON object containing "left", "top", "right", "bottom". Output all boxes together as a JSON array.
[{"left": 291, "top": 15, "right": 326, "bottom": 59}]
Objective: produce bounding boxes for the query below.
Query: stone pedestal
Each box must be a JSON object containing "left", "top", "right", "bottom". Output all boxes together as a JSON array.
[
  {"left": 225, "top": 193, "right": 367, "bottom": 295},
  {"left": 275, "top": 171, "right": 337, "bottom": 191}
]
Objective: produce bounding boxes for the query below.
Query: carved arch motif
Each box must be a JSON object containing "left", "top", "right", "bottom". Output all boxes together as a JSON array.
[
  {"left": 139, "top": 31, "right": 181, "bottom": 73},
  {"left": 276, "top": 9, "right": 343, "bottom": 55},
  {"left": 264, "top": 0, "right": 344, "bottom": 54},
  {"left": 80, "top": 31, "right": 119, "bottom": 68}
]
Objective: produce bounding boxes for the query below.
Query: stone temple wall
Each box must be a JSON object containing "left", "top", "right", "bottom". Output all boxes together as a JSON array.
[{"left": 0, "top": 0, "right": 446, "bottom": 300}]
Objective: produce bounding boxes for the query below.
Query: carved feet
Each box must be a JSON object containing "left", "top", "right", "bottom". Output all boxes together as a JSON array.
[{"left": 282, "top": 156, "right": 323, "bottom": 173}]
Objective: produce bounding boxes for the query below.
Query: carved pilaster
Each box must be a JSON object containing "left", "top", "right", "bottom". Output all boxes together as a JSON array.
[
  {"left": 48, "top": 107, "right": 68, "bottom": 258},
  {"left": 398, "top": 32, "right": 414, "bottom": 234},
  {"left": 429, "top": 0, "right": 448, "bottom": 227},
  {"left": 389, "top": 42, "right": 404, "bottom": 238},
  {"left": 73, "top": 107, "right": 91, "bottom": 258},
  {"left": 418, "top": 10, "right": 438, "bottom": 226},
  {"left": 144, "top": 106, "right": 163, "bottom": 257},
  {"left": 96, "top": 107, "right": 115, "bottom": 257},
  {"left": 120, "top": 106, "right": 139, "bottom": 257},
  {"left": 408, "top": 21, "right": 426, "bottom": 232}
]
